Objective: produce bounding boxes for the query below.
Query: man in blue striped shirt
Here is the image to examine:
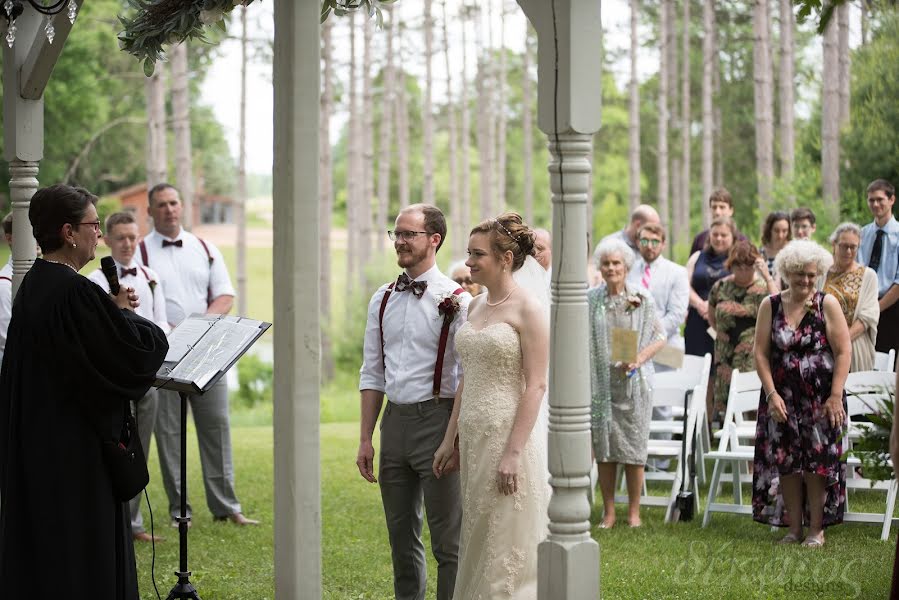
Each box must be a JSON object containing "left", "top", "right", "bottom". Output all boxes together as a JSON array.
[{"left": 859, "top": 179, "right": 899, "bottom": 354}]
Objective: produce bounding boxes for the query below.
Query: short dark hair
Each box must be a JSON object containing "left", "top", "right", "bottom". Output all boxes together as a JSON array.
[
  {"left": 867, "top": 179, "right": 895, "bottom": 199},
  {"left": 28, "top": 184, "right": 98, "bottom": 253},
  {"left": 148, "top": 182, "right": 178, "bottom": 207},
  {"left": 2, "top": 212, "right": 12, "bottom": 236},
  {"left": 638, "top": 222, "right": 666, "bottom": 242},
  {"left": 724, "top": 240, "right": 761, "bottom": 270},
  {"left": 760, "top": 211, "right": 791, "bottom": 247},
  {"left": 709, "top": 187, "right": 733, "bottom": 208},
  {"left": 790, "top": 207, "right": 816, "bottom": 226},
  {"left": 404, "top": 203, "right": 447, "bottom": 253},
  {"left": 105, "top": 211, "right": 137, "bottom": 234}
]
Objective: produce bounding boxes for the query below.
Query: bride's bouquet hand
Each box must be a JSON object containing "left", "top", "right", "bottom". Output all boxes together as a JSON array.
[
  {"left": 433, "top": 438, "right": 458, "bottom": 479},
  {"left": 497, "top": 451, "right": 521, "bottom": 496}
]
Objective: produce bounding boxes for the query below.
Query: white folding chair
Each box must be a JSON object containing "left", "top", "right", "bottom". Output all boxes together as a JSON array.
[
  {"left": 874, "top": 349, "right": 897, "bottom": 373},
  {"left": 701, "top": 369, "right": 761, "bottom": 527}
]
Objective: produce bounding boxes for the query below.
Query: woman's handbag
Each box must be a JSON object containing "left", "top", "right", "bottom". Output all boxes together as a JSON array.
[{"left": 100, "top": 404, "right": 149, "bottom": 502}]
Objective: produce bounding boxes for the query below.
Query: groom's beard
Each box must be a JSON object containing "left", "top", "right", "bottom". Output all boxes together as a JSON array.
[{"left": 395, "top": 245, "right": 428, "bottom": 270}]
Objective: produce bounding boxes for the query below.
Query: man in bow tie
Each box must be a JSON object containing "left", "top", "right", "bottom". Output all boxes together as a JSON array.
[
  {"left": 358, "top": 204, "right": 472, "bottom": 600},
  {"left": 139, "top": 183, "right": 258, "bottom": 527},
  {"left": 88, "top": 211, "right": 170, "bottom": 541}
]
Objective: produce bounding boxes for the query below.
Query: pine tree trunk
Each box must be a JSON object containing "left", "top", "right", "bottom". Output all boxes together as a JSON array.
[
  {"left": 861, "top": 1, "right": 869, "bottom": 45},
  {"left": 838, "top": 2, "right": 850, "bottom": 128},
  {"left": 443, "top": 0, "right": 461, "bottom": 257},
  {"left": 522, "top": 24, "right": 534, "bottom": 225},
  {"left": 753, "top": 0, "right": 775, "bottom": 216},
  {"left": 320, "top": 17, "right": 335, "bottom": 381},
  {"left": 346, "top": 13, "right": 360, "bottom": 297},
  {"left": 395, "top": 22, "right": 411, "bottom": 209},
  {"left": 821, "top": 7, "right": 840, "bottom": 223},
  {"left": 171, "top": 43, "right": 194, "bottom": 230},
  {"left": 460, "top": 15, "right": 472, "bottom": 238},
  {"left": 667, "top": 0, "right": 679, "bottom": 235},
  {"left": 236, "top": 7, "right": 248, "bottom": 316},
  {"left": 712, "top": 17, "right": 724, "bottom": 187},
  {"left": 422, "top": 0, "right": 435, "bottom": 206},
  {"left": 495, "top": 1, "right": 508, "bottom": 214},
  {"left": 778, "top": 0, "right": 795, "bottom": 186},
  {"left": 677, "top": 0, "right": 691, "bottom": 249},
  {"left": 657, "top": 0, "right": 671, "bottom": 232},
  {"left": 628, "top": 0, "right": 641, "bottom": 211},
  {"left": 359, "top": 16, "right": 374, "bottom": 287},
  {"left": 376, "top": 8, "right": 396, "bottom": 255},
  {"left": 145, "top": 66, "right": 167, "bottom": 189},
  {"left": 701, "top": 0, "right": 714, "bottom": 228},
  {"left": 476, "top": 10, "right": 494, "bottom": 221}
]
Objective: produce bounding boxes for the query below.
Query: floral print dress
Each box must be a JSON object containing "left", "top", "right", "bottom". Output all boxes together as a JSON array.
[{"left": 752, "top": 292, "right": 847, "bottom": 528}]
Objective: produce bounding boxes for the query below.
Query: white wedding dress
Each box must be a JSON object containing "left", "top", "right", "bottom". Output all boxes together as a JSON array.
[{"left": 453, "top": 318, "right": 549, "bottom": 599}]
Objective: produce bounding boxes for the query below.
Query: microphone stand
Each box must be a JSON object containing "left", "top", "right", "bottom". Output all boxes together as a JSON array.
[{"left": 166, "top": 391, "right": 201, "bottom": 600}]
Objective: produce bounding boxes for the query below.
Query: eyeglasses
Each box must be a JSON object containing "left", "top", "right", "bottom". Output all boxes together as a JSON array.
[
  {"left": 78, "top": 221, "right": 101, "bottom": 232},
  {"left": 836, "top": 243, "right": 858, "bottom": 252},
  {"left": 388, "top": 230, "right": 429, "bottom": 242},
  {"left": 453, "top": 277, "right": 473, "bottom": 285},
  {"left": 638, "top": 238, "right": 661, "bottom": 248}
]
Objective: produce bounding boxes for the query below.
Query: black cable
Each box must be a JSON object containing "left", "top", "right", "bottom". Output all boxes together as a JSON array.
[{"left": 145, "top": 487, "right": 161, "bottom": 600}]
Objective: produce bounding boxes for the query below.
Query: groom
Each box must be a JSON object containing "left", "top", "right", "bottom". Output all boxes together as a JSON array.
[{"left": 357, "top": 204, "right": 471, "bottom": 600}]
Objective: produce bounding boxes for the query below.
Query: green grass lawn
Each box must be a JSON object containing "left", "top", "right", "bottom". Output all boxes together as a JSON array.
[{"left": 134, "top": 419, "right": 897, "bottom": 599}]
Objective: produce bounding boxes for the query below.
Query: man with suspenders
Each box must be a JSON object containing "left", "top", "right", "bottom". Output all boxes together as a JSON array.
[
  {"left": 357, "top": 204, "right": 471, "bottom": 600},
  {"left": 88, "top": 211, "right": 169, "bottom": 542},
  {"left": 140, "top": 183, "right": 257, "bottom": 527}
]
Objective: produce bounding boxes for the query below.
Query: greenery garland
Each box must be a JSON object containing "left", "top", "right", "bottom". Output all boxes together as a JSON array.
[
  {"left": 320, "top": 0, "right": 396, "bottom": 26},
  {"left": 118, "top": 0, "right": 258, "bottom": 76}
]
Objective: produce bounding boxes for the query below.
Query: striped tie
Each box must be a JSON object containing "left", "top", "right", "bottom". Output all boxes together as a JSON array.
[{"left": 641, "top": 263, "right": 651, "bottom": 289}]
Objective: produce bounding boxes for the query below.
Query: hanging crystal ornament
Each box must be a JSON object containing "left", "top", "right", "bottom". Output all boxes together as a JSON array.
[
  {"left": 5, "top": 19, "right": 15, "bottom": 48},
  {"left": 44, "top": 17, "right": 54, "bottom": 44},
  {"left": 67, "top": 0, "right": 75, "bottom": 25},
  {"left": 3, "top": 1, "right": 13, "bottom": 16}
]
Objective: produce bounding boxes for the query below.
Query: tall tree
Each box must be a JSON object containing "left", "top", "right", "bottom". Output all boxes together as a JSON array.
[
  {"left": 667, "top": 0, "right": 679, "bottom": 238},
  {"left": 359, "top": 15, "right": 375, "bottom": 284},
  {"left": 821, "top": 4, "right": 840, "bottom": 222},
  {"left": 712, "top": 14, "right": 724, "bottom": 187},
  {"left": 677, "top": 0, "right": 691, "bottom": 247},
  {"left": 752, "top": 0, "right": 775, "bottom": 215},
  {"left": 442, "top": 0, "right": 461, "bottom": 257},
  {"left": 628, "top": 0, "right": 641, "bottom": 211},
  {"left": 495, "top": 0, "right": 508, "bottom": 213},
  {"left": 778, "top": 0, "right": 796, "bottom": 185},
  {"left": 347, "top": 13, "right": 360, "bottom": 296},
  {"left": 236, "top": 7, "right": 248, "bottom": 316},
  {"left": 171, "top": 42, "right": 195, "bottom": 229},
  {"left": 376, "top": 7, "right": 396, "bottom": 255},
  {"left": 145, "top": 66, "right": 167, "bottom": 189},
  {"left": 394, "top": 22, "right": 411, "bottom": 209},
  {"left": 475, "top": 6, "right": 494, "bottom": 220},
  {"left": 460, "top": 12, "right": 472, "bottom": 238},
  {"left": 320, "top": 17, "right": 335, "bottom": 379},
  {"left": 522, "top": 24, "right": 535, "bottom": 225},
  {"left": 838, "top": 2, "right": 850, "bottom": 127},
  {"left": 422, "top": 0, "right": 435, "bottom": 205},
  {"left": 701, "top": 0, "right": 715, "bottom": 227},
  {"left": 657, "top": 0, "right": 671, "bottom": 231}
]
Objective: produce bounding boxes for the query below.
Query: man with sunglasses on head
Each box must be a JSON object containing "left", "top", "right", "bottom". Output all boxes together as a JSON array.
[
  {"left": 357, "top": 204, "right": 472, "bottom": 600},
  {"left": 628, "top": 223, "right": 689, "bottom": 468}
]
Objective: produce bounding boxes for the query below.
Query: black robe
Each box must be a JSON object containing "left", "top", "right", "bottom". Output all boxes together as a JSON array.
[{"left": 0, "top": 259, "right": 168, "bottom": 599}]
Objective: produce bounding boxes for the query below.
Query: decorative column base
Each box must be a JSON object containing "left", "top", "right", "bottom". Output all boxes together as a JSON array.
[
  {"left": 539, "top": 537, "right": 600, "bottom": 599},
  {"left": 9, "top": 159, "right": 39, "bottom": 295}
]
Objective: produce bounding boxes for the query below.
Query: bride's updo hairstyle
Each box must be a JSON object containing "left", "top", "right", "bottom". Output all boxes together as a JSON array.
[{"left": 470, "top": 212, "right": 536, "bottom": 272}]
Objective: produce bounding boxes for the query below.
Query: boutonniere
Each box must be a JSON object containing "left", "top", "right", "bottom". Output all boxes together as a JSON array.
[
  {"left": 437, "top": 294, "right": 462, "bottom": 323},
  {"left": 804, "top": 297, "right": 815, "bottom": 315},
  {"left": 625, "top": 294, "right": 642, "bottom": 313},
  {"left": 148, "top": 279, "right": 157, "bottom": 296}
]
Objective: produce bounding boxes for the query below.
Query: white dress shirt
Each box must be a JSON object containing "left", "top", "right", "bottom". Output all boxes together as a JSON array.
[
  {"left": 627, "top": 255, "right": 689, "bottom": 345},
  {"left": 359, "top": 264, "right": 472, "bottom": 404},
  {"left": 0, "top": 258, "right": 12, "bottom": 365},
  {"left": 140, "top": 228, "right": 235, "bottom": 326},
  {"left": 88, "top": 259, "right": 170, "bottom": 333}
]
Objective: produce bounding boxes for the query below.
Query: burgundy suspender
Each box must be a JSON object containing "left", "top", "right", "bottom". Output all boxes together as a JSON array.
[
  {"left": 138, "top": 240, "right": 149, "bottom": 267},
  {"left": 0, "top": 276, "right": 10, "bottom": 283},
  {"left": 197, "top": 238, "right": 214, "bottom": 265}
]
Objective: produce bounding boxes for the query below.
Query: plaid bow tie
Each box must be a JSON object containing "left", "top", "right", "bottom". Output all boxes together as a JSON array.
[
  {"left": 120, "top": 267, "right": 138, "bottom": 278},
  {"left": 395, "top": 273, "right": 428, "bottom": 298}
]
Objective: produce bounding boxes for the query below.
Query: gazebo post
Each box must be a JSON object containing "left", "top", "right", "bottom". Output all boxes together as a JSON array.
[
  {"left": 517, "top": 1, "right": 603, "bottom": 597},
  {"left": 272, "top": 1, "right": 321, "bottom": 598}
]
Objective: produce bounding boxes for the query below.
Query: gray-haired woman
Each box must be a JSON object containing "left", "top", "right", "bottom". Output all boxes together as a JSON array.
[{"left": 588, "top": 238, "right": 666, "bottom": 528}]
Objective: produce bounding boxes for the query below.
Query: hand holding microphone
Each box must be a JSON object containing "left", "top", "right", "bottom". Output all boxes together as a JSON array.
[{"left": 101, "top": 256, "right": 140, "bottom": 311}]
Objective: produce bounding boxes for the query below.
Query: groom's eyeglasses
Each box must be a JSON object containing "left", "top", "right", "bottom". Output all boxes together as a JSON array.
[
  {"left": 639, "top": 238, "right": 661, "bottom": 248},
  {"left": 388, "top": 230, "right": 429, "bottom": 242}
]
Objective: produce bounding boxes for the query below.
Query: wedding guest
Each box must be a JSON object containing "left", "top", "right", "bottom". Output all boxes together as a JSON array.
[
  {"left": 534, "top": 228, "right": 552, "bottom": 272},
  {"left": 790, "top": 207, "right": 817, "bottom": 240},
  {"left": 690, "top": 188, "right": 748, "bottom": 254},
  {"left": 589, "top": 238, "right": 666, "bottom": 528},
  {"left": 449, "top": 260, "right": 482, "bottom": 297},
  {"left": 596, "top": 204, "right": 660, "bottom": 262},
  {"left": 823, "top": 223, "right": 879, "bottom": 372},
  {"left": 707, "top": 242, "right": 777, "bottom": 421},
  {"left": 752, "top": 240, "right": 849, "bottom": 548},
  {"left": 685, "top": 217, "right": 735, "bottom": 358},
  {"left": 759, "top": 211, "right": 791, "bottom": 281},
  {"left": 859, "top": 179, "right": 899, "bottom": 355}
]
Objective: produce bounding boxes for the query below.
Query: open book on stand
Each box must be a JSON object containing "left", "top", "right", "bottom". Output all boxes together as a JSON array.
[{"left": 155, "top": 314, "right": 271, "bottom": 395}]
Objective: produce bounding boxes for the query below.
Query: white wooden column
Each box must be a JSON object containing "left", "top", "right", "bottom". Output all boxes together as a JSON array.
[
  {"left": 272, "top": 1, "right": 321, "bottom": 598},
  {"left": 3, "top": 10, "right": 43, "bottom": 295},
  {"left": 517, "top": 1, "right": 603, "bottom": 598}
]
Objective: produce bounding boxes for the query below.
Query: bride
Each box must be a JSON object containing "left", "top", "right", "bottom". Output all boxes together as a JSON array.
[{"left": 433, "top": 212, "right": 550, "bottom": 599}]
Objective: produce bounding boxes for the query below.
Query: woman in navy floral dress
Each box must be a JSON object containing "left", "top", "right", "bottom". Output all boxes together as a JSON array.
[{"left": 752, "top": 240, "right": 851, "bottom": 548}]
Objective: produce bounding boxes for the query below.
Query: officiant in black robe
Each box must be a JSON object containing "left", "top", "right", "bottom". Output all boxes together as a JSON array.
[{"left": 0, "top": 185, "right": 168, "bottom": 599}]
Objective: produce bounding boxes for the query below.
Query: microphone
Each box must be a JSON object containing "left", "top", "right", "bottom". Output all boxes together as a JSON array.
[{"left": 100, "top": 256, "right": 121, "bottom": 296}]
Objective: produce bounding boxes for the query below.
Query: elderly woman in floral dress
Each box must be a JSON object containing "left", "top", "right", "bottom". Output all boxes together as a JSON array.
[
  {"left": 752, "top": 240, "right": 850, "bottom": 548},
  {"left": 589, "top": 238, "right": 666, "bottom": 528}
]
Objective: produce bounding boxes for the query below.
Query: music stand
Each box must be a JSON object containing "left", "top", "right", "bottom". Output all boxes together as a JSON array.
[{"left": 154, "top": 314, "right": 271, "bottom": 600}]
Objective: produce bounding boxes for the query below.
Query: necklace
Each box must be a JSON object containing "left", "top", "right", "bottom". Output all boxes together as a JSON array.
[
  {"left": 482, "top": 286, "right": 518, "bottom": 326},
  {"left": 45, "top": 258, "right": 77, "bottom": 272}
]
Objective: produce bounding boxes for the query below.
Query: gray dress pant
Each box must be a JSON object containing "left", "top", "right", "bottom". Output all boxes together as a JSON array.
[
  {"left": 155, "top": 379, "right": 241, "bottom": 519},
  {"left": 129, "top": 389, "right": 159, "bottom": 534},
  {"left": 379, "top": 400, "right": 461, "bottom": 600}
]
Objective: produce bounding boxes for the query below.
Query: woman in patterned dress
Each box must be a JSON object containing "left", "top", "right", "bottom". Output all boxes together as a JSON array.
[
  {"left": 685, "top": 217, "right": 736, "bottom": 358},
  {"left": 707, "top": 241, "right": 779, "bottom": 420},
  {"left": 822, "top": 223, "right": 879, "bottom": 372},
  {"left": 752, "top": 240, "right": 851, "bottom": 548},
  {"left": 589, "top": 238, "right": 666, "bottom": 528}
]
